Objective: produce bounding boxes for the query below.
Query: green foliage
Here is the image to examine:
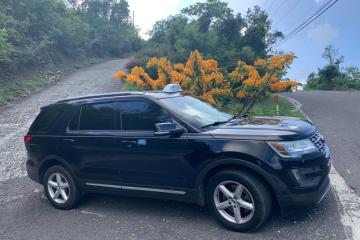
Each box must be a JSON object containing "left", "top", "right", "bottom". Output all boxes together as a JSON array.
[
  {"left": 0, "top": 28, "right": 13, "bottom": 66},
  {"left": 305, "top": 45, "right": 360, "bottom": 91},
  {"left": 133, "top": 0, "right": 282, "bottom": 71},
  {"left": 0, "top": 0, "right": 141, "bottom": 72},
  {"left": 223, "top": 96, "right": 305, "bottom": 118}
]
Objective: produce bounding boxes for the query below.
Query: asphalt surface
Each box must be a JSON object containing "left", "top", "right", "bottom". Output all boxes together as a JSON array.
[
  {"left": 284, "top": 91, "right": 360, "bottom": 196},
  {"left": 0, "top": 62, "right": 349, "bottom": 239}
]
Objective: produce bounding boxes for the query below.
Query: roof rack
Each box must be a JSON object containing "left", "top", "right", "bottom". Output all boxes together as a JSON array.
[{"left": 56, "top": 92, "right": 143, "bottom": 103}]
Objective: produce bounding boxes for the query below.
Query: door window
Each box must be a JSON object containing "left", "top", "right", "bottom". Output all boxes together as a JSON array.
[
  {"left": 79, "top": 102, "right": 117, "bottom": 130},
  {"left": 119, "top": 100, "right": 171, "bottom": 131}
]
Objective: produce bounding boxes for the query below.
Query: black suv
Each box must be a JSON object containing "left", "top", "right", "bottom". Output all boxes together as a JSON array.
[{"left": 25, "top": 84, "right": 331, "bottom": 232}]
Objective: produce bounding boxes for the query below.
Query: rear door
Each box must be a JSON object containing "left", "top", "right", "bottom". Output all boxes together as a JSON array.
[{"left": 60, "top": 101, "right": 121, "bottom": 182}]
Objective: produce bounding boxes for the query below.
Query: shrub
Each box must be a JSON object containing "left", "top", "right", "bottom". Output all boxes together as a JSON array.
[{"left": 114, "top": 50, "right": 298, "bottom": 115}]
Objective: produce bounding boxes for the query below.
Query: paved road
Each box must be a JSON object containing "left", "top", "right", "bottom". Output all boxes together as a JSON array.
[
  {"left": 0, "top": 62, "right": 351, "bottom": 239},
  {"left": 284, "top": 91, "right": 360, "bottom": 196}
]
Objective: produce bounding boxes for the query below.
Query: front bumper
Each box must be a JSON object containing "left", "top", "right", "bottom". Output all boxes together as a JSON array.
[
  {"left": 275, "top": 144, "right": 331, "bottom": 216},
  {"left": 277, "top": 175, "right": 330, "bottom": 215}
]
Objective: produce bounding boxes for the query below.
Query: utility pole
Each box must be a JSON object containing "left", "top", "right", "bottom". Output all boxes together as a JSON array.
[{"left": 132, "top": 11, "right": 135, "bottom": 27}]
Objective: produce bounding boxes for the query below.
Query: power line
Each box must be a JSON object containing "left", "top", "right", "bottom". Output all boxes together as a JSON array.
[
  {"left": 273, "top": 0, "right": 302, "bottom": 29},
  {"left": 286, "top": 0, "right": 326, "bottom": 32},
  {"left": 273, "top": 0, "right": 338, "bottom": 49},
  {"left": 272, "top": 0, "right": 339, "bottom": 50},
  {"left": 275, "top": 0, "right": 334, "bottom": 46}
]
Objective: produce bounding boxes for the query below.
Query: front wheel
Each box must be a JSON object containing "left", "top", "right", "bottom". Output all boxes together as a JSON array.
[{"left": 206, "top": 170, "right": 272, "bottom": 232}]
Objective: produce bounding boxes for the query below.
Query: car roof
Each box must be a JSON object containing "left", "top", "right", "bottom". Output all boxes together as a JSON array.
[{"left": 51, "top": 91, "right": 183, "bottom": 106}]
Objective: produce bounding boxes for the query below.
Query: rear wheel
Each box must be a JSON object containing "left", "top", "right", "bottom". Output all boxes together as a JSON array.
[
  {"left": 206, "top": 170, "right": 272, "bottom": 232},
  {"left": 43, "top": 165, "right": 81, "bottom": 210}
]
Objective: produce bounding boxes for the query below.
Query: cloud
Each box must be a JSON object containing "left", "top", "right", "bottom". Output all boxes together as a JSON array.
[
  {"left": 308, "top": 23, "right": 339, "bottom": 47},
  {"left": 128, "top": 0, "right": 182, "bottom": 39}
]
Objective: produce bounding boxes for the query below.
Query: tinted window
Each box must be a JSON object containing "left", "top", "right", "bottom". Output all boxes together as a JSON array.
[
  {"left": 68, "top": 110, "right": 80, "bottom": 131},
  {"left": 79, "top": 102, "right": 116, "bottom": 130},
  {"left": 120, "top": 100, "right": 171, "bottom": 131},
  {"left": 30, "top": 107, "right": 64, "bottom": 133}
]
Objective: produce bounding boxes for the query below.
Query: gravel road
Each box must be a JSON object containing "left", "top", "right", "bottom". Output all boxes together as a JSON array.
[
  {"left": 0, "top": 62, "right": 349, "bottom": 239},
  {"left": 0, "top": 59, "right": 125, "bottom": 181}
]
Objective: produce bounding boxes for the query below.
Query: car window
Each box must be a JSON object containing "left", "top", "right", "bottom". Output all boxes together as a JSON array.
[
  {"left": 30, "top": 107, "right": 64, "bottom": 133},
  {"left": 68, "top": 110, "right": 80, "bottom": 131},
  {"left": 159, "top": 96, "right": 231, "bottom": 129},
  {"left": 79, "top": 102, "right": 116, "bottom": 130},
  {"left": 119, "top": 100, "right": 171, "bottom": 131}
]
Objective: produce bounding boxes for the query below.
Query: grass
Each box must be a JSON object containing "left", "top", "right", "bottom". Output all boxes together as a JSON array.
[
  {"left": 120, "top": 83, "right": 142, "bottom": 91},
  {"left": 0, "top": 73, "right": 48, "bottom": 105},
  {"left": 223, "top": 96, "right": 305, "bottom": 118},
  {"left": 0, "top": 57, "right": 108, "bottom": 106}
]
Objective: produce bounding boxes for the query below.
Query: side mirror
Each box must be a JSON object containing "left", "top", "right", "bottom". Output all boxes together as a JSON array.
[{"left": 154, "top": 122, "right": 185, "bottom": 137}]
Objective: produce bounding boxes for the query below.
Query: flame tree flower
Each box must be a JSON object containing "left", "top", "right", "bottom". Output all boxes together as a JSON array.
[{"left": 114, "top": 50, "right": 298, "bottom": 115}]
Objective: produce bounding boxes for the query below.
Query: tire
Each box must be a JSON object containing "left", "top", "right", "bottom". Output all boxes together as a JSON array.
[
  {"left": 206, "top": 169, "right": 272, "bottom": 232},
  {"left": 43, "top": 165, "right": 81, "bottom": 210}
]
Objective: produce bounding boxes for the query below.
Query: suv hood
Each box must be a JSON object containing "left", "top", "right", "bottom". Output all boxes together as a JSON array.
[{"left": 207, "top": 116, "right": 316, "bottom": 141}]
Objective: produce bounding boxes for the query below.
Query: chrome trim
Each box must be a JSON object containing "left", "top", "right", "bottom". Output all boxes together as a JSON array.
[{"left": 85, "top": 182, "right": 186, "bottom": 195}]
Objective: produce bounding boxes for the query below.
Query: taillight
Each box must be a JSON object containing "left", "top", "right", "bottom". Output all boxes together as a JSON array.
[{"left": 24, "top": 135, "right": 32, "bottom": 144}]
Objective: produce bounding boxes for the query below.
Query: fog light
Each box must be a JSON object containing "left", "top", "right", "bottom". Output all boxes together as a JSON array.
[{"left": 291, "top": 167, "right": 321, "bottom": 187}]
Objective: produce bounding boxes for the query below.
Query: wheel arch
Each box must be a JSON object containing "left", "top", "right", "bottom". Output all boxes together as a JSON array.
[
  {"left": 194, "top": 158, "right": 280, "bottom": 206},
  {"left": 38, "top": 155, "right": 75, "bottom": 184}
]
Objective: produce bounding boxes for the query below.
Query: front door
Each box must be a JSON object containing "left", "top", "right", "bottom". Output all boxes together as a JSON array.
[{"left": 114, "top": 99, "right": 193, "bottom": 189}]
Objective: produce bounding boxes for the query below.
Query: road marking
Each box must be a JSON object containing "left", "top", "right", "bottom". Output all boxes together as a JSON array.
[
  {"left": 330, "top": 168, "right": 360, "bottom": 240},
  {"left": 80, "top": 210, "right": 106, "bottom": 218},
  {"left": 285, "top": 95, "right": 360, "bottom": 240}
]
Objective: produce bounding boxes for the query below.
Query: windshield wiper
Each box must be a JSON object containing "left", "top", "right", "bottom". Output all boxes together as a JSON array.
[
  {"left": 201, "top": 115, "right": 241, "bottom": 128},
  {"left": 201, "top": 121, "right": 229, "bottom": 128},
  {"left": 227, "top": 115, "right": 240, "bottom": 122}
]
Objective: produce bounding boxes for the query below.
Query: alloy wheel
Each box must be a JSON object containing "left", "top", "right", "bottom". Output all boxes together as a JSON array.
[
  {"left": 47, "top": 173, "right": 70, "bottom": 204},
  {"left": 213, "top": 180, "right": 255, "bottom": 224}
]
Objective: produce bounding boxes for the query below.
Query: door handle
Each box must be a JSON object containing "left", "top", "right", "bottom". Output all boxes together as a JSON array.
[
  {"left": 120, "top": 140, "right": 137, "bottom": 144},
  {"left": 63, "top": 138, "right": 75, "bottom": 142}
]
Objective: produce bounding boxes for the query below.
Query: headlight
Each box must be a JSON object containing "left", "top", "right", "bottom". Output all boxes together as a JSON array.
[{"left": 268, "top": 139, "right": 318, "bottom": 158}]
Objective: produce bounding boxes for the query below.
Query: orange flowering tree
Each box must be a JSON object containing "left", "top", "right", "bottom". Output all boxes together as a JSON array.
[
  {"left": 114, "top": 50, "right": 298, "bottom": 114},
  {"left": 225, "top": 53, "right": 298, "bottom": 113}
]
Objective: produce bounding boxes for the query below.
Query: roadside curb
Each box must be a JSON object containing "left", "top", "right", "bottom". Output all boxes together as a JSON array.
[
  {"left": 284, "top": 95, "right": 360, "bottom": 240},
  {"left": 280, "top": 95, "right": 311, "bottom": 121}
]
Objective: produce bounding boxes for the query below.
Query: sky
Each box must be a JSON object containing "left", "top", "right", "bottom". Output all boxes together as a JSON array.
[{"left": 127, "top": 0, "right": 360, "bottom": 84}]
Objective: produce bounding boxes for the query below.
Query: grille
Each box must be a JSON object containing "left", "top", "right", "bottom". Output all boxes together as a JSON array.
[{"left": 309, "top": 131, "right": 326, "bottom": 154}]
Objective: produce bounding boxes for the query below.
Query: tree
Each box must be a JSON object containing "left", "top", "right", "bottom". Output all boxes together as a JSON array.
[
  {"left": 244, "top": 6, "right": 283, "bottom": 56},
  {"left": 137, "top": 0, "right": 283, "bottom": 72},
  {"left": 0, "top": 0, "right": 140, "bottom": 72},
  {"left": 115, "top": 50, "right": 298, "bottom": 114},
  {"left": 0, "top": 28, "right": 13, "bottom": 66},
  {"left": 181, "top": 0, "right": 233, "bottom": 33},
  {"left": 322, "top": 45, "right": 344, "bottom": 70},
  {"left": 305, "top": 46, "right": 360, "bottom": 90}
]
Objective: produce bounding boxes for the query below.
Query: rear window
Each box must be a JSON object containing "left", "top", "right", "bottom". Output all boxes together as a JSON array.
[
  {"left": 79, "top": 102, "right": 116, "bottom": 130},
  {"left": 30, "top": 107, "right": 64, "bottom": 133}
]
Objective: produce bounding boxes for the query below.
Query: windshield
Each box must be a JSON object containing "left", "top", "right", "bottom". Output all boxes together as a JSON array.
[{"left": 160, "top": 96, "right": 231, "bottom": 129}]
